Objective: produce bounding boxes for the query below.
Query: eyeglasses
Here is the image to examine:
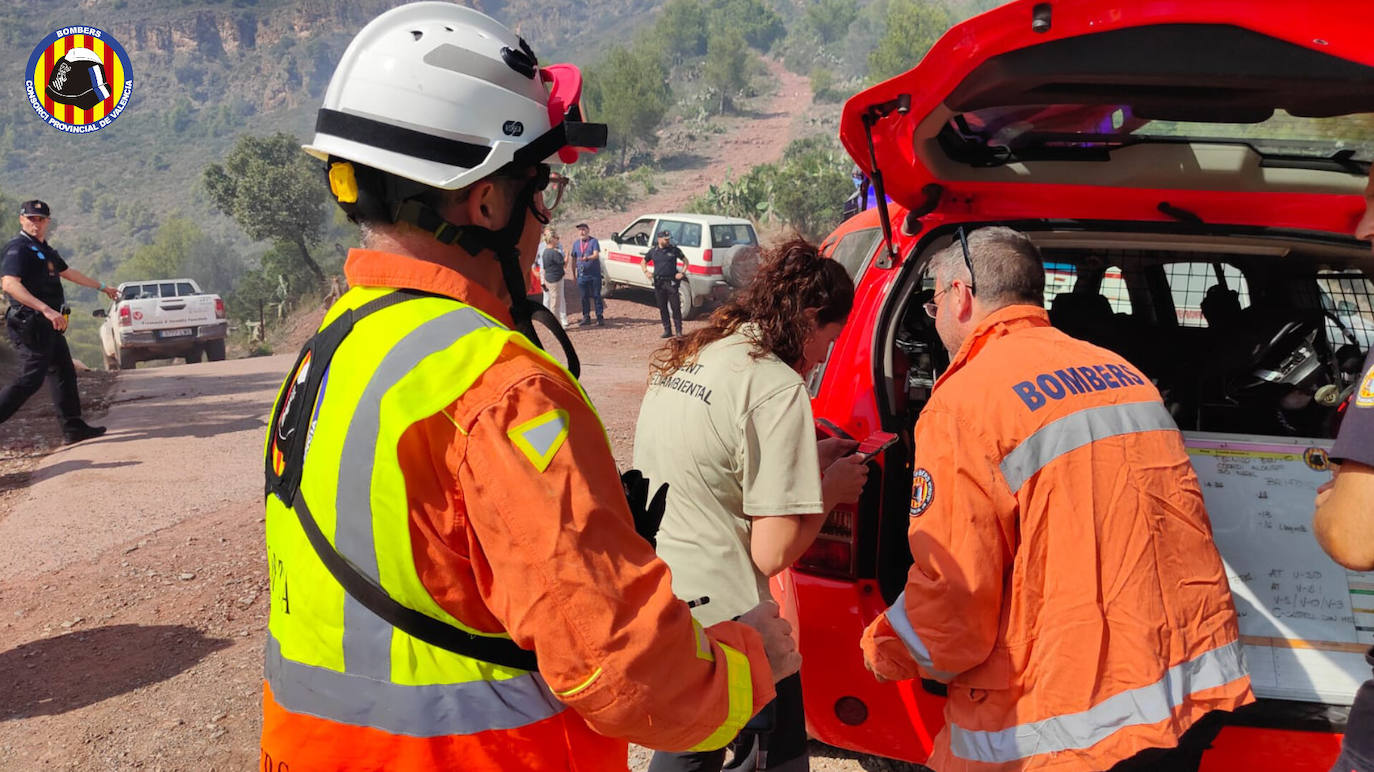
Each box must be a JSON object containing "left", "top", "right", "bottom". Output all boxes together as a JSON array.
[
  {"left": 532, "top": 164, "right": 569, "bottom": 214},
  {"left": 923, "top": 286, "right": 947, "bottom": 318},
  {"left": 495, "top": 162, "right": 569, "bottom": 217},
  {"left": 922, "top": 227, "right": 978, "bottom": 318}
]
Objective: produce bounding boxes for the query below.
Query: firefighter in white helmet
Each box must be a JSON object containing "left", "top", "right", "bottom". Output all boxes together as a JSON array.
[{"left": 259, "top": 4, "right": 798, "bottom": 771}]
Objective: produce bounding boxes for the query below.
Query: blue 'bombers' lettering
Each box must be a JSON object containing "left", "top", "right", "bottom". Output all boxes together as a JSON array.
[
  {"left": 1036, "top": 373, "right": 1066, "bottom": 400},
  {"left": 1054, "top": 368, "right": 1088, "bottom": 395},
  {"left": 1079, "top": 366, "right": 1106, "bottom": 391},
  {"left": 1013, "top": 381, "right": 1045, "bottom": 410},
  {"left": 1013, "top": 362, "right": 1146, "bottom": 411}
]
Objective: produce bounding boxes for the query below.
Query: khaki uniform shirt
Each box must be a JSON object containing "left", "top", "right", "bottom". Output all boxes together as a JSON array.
[{"left": 633, "top": 326, "right": 822, "bottom": 626}]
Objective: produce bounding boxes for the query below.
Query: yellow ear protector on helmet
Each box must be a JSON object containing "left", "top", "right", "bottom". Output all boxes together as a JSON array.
[{"left": 329, "top": 162, "right": 359, "bottom": 204}]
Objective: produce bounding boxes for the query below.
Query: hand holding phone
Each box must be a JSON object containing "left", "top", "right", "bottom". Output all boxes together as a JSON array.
[{"left": 823, "top": 452, "right": 869, "bottom": 509}]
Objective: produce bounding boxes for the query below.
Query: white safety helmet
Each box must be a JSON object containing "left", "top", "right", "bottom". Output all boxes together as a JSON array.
[{"left": 304, "top": 2, "right": 605, "bottom": 192}]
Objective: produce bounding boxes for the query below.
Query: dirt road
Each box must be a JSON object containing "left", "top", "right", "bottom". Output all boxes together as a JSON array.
[
  {"left": 574, "top": 58, "right": 816, "bottom": 240},
  {"left": 0, "top": 355, "right": 281, "bottom": 769},
  {"left": 0, "top": 294, "right": 923, "bottom": 771}
]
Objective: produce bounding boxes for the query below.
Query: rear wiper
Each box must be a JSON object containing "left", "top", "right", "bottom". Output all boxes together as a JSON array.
[{"left": 1259, "top": 148, "right": 1368, "bottom": 175}]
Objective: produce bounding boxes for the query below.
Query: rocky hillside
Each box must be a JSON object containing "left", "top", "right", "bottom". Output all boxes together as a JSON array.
[{"left": 0, "top": 1, "right": 663, "bottom": 288}]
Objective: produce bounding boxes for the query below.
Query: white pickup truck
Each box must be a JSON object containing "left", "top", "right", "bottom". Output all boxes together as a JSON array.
[{"left": 95, "top": 278, "right": 228, "bottom": 370}]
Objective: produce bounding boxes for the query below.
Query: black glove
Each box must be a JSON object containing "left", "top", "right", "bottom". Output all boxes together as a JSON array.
[{"left": 621, "top": 469, "right": 669, "bottom": 548}]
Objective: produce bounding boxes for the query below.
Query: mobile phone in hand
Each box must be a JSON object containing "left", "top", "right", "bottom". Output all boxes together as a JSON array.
[{"left": 855, "top": 431, "right": 898, "bottom": 462}]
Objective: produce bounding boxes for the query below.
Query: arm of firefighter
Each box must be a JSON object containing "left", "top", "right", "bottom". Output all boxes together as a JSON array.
[
  {"left": 862, "top": 406, "right": 1009, "bottom": 683},
  {"left": 456, "top": 363, "right": 776, "bottom": 751}
]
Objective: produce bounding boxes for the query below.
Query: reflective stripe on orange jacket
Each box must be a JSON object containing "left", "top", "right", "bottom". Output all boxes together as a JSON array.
[
  {"left": 261, "top": 250, "right": 775, "bottom": 771},
  {"left": 861, "top": 305, "right": 1253, "bottom": 772}
]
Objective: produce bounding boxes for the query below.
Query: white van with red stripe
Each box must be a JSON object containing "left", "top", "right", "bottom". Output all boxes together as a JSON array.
[{"left": 600, "top": 213, "right": 761, "bottom": 319}]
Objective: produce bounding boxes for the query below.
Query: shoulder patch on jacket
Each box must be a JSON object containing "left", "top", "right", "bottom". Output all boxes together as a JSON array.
[
  {"left": 508, "top": 409, "right": 570, "bottom": 472},
  {"left": 910, "top": 468, "right": 934, "bottom": 517},
  {"left": 1357, "top": 364, "right": 1374, "bottom": 408}
]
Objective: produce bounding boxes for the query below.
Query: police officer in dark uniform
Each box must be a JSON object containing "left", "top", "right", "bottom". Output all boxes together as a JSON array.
[
  {"left": 1312, "top": 166, "right": 1374, "bottom": 772},
  {"left": 0, "top": 200, "right": 119, "bottom": 443},
  {"left": 1314, "top": 346, "right": 1374, "bottom": 772},
  {"left": 642, "top": 230, "right": 688, "bottom": 338}
]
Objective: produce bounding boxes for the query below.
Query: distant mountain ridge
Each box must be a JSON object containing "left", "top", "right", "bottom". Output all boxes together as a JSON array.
[{"left": 0, "top": 0, "right": 661, "bottom": 289}]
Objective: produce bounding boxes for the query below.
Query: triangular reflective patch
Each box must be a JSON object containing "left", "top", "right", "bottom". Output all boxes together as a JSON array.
[{"left": 508, "top": 409, "right": 570, "bottom": 472}]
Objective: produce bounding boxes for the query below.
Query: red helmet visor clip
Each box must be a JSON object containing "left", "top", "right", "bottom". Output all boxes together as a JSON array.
[{"left": 542, "top": 63, "right": 595, "bottom": 164}]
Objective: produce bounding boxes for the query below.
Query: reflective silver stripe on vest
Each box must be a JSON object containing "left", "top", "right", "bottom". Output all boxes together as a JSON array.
[
  {"left": 266, "top": 635, "right": 563, "bottom": 737},
  {"left": 947, "top": 639, "right": 1247, "bottom": 764},
  {"left": 999, "top": 401, "right": 1177, "bottom": 493},
  {"left": 335, "top": 306, "right": 497, "bottom": 678},
  {"left": 885, "top": 591, "right": 958, "bottom": 682}
]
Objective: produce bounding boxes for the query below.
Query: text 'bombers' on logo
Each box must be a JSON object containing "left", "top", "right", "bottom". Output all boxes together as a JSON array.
[{"left": 25, "top": 26, "right": 134, "bottom": 134}]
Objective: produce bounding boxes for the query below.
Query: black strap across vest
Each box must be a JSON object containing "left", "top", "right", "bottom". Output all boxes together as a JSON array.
[{"left": 265, "top": 289, "right": 539, "bottom": 672}]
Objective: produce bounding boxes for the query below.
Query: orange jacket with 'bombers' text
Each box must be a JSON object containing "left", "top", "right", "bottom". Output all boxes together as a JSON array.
[
  {"left": 260, "top": 250, "right": 774, "bottom": 771},
  {"left": 861, "top": 305, "right": 1253, "bottom": 772}
]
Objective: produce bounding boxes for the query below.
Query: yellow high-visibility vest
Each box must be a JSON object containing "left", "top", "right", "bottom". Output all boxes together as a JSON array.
[{"left": 264, "top": 286, "right": 569, "bottom": 736}]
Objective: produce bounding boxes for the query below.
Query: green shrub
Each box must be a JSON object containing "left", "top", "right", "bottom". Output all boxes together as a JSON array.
[
  {"left": 568, "top": 174, "right": 634, "bottom": 211},
  {"left": 630, "top": 166, "right": 659, "bottom": 196},
  {"left": 809, "top": 67, "right": 843, "bottom": 103},
  {"left": 692, "top": 136, "right": 852, "bottom": 241}
]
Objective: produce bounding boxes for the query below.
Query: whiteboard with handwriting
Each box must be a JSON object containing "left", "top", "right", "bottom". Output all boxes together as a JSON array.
[{"left": 1185, "top": 432, "right": 1374, "bottom": 704}]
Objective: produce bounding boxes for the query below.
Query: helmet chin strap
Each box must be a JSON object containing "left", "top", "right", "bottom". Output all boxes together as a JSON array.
[{"left": 391, "top": 182, "right": 582, "bottom": 379}]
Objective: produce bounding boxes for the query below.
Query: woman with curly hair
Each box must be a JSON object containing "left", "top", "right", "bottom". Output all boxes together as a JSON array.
[{"left": 634, "top": 238, "right": 869, "bottom": 772}]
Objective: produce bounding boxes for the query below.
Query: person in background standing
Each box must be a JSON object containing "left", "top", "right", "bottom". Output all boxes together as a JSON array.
[
  {"left": 0, "top": 199, "right": 118, "bottom": 443},
  {"left": 572, "top": 222, "right": 604, "bottom": 326},
  {"left": 643, "top": 230, "right": 688, "bottom": 338},
  {"left": 635, "top": 239, "right": 869, "bottom": 772},
  {"left": 538, "top": 227, "right": 567, "bottom": 326}
]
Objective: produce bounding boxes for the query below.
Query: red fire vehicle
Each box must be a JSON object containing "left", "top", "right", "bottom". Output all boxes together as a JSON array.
[{"left": 784, "top": 1, "right": 1374, "bottom": 769}]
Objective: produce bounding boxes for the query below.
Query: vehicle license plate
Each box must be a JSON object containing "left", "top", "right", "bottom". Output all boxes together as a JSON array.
[{"left": 160, "top": 328, "right": 193, "bottom": 338}]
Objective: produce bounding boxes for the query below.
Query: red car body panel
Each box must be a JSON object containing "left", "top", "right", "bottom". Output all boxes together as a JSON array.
[{"left": 788, "top": 1, "right": 1368, "bottom": 768}]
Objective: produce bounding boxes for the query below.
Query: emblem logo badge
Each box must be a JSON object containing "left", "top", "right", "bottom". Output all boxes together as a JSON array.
[
  {"left": 25, "top": 26, "right": 134, "bottom": 133},
  {"left": 1303, "top": 447, "right": 1330, "bottom": 472},
  {"left": 910, "top": 468, "right": 934, "bottom": 517},
  {"left": 1356, "top": 365, "right": 1374, "bottom": 409}
]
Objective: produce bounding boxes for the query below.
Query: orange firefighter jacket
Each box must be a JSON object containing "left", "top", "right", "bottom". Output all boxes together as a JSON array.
[
  {"left": 861, "top": 305, "right": 1253, "bottom": 771},
  {"left": 260, "top": 250, "right": 775, "bottom": 771}
]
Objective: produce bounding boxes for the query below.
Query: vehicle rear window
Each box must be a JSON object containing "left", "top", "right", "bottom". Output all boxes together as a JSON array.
[
  {"left": 1043, "top": 262, "right": 1079, "bottom": 307},
  {"left": 1044, "top": 264, "right": 1130, "bottom": 315},
  {"left": 710, "top": 224, "right": 757, "bottom": 248},
  {"left": 829, "top": 228, "right": 883, "bottom": 281},
  {"left": 660, "top": 220, "right": 702, "bottom": 249},
  {"left": 176, "top": 282, "right": 196, "bottom": 296},
  {"left": 1163, "top": 262, "right": 1251, "bottom": 327},
  {"left": 1319, "top": 271, "right": 1374, "bottom": 350}
]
